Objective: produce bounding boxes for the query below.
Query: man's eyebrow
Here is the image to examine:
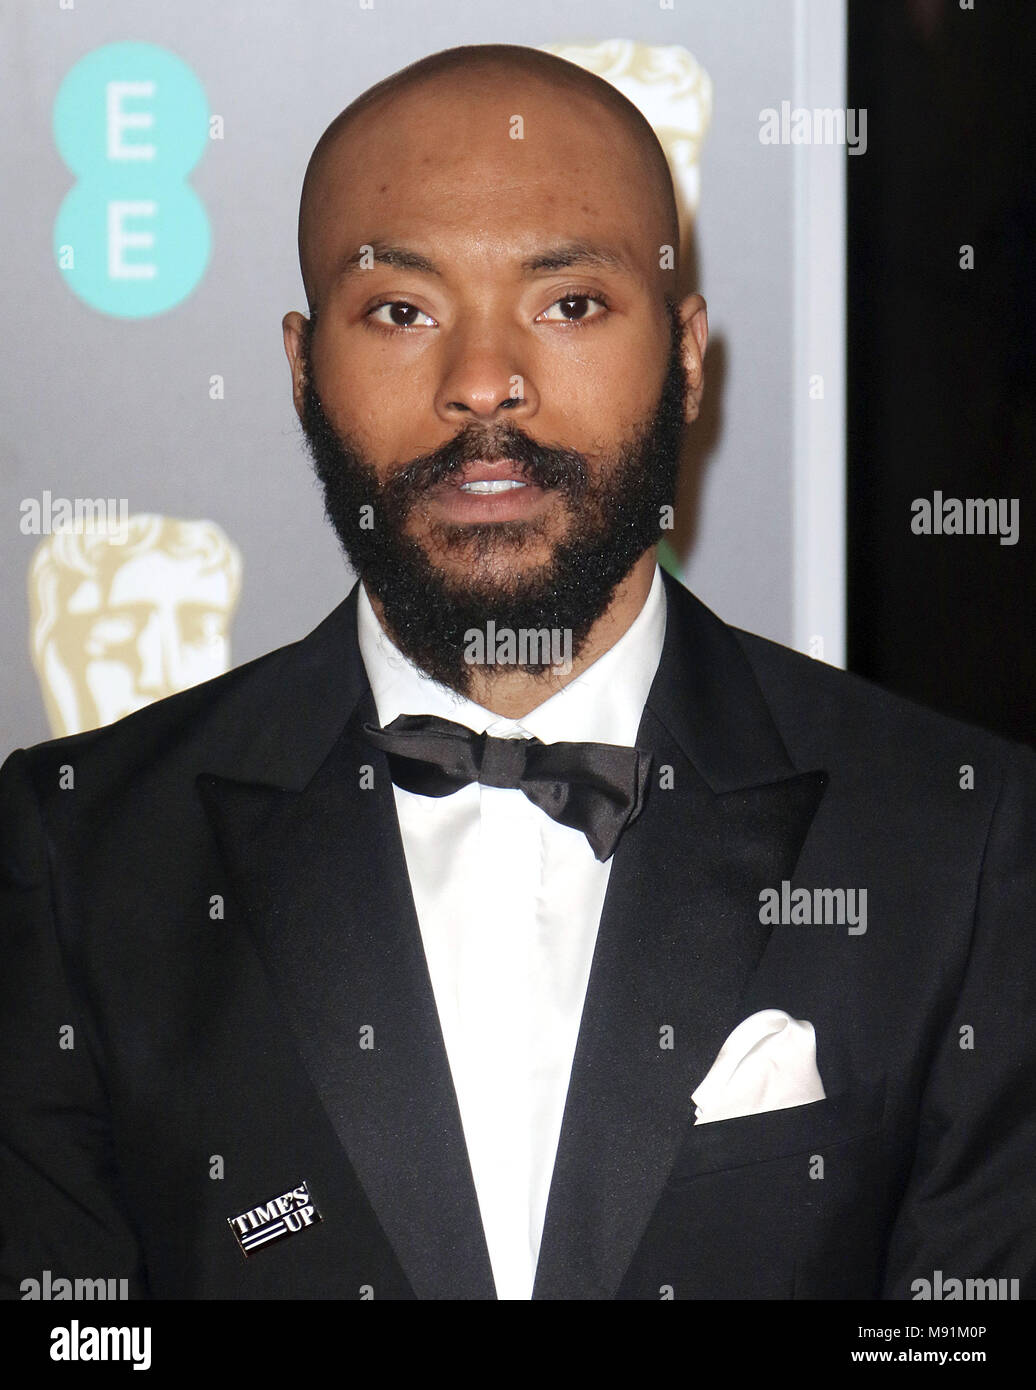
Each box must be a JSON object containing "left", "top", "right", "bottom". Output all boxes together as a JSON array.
[
  {"left": 334, "top": 238, "right": 637, "bottom": 280},
  {"left": 519, "top": 240, "right": 636, "bottom": 276},
  {"left": 334, "top": 241, "right": 441, "bottom": 279}
]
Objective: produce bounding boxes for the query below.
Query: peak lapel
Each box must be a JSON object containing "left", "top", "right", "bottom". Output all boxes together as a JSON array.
[
  {"left": 197, "top": 587, "right": 495, "bottom": 1299},
  {"left": 533, "top": 573, "right": 828, "bottom": 1299}
]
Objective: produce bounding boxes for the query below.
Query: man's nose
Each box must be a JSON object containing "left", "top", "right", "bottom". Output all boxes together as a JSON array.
[{"left": 433, "top": 319, "right": 541, "bottom": 423}]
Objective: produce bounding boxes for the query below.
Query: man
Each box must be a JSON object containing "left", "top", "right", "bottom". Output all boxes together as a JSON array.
[{"left": 2, "top": 43, "right": 1034, "bottom": 1302}]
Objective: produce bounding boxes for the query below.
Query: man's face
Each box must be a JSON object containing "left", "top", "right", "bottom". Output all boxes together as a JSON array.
[{"left": 286, "top": 71, "right": 704, "bottom": 691}]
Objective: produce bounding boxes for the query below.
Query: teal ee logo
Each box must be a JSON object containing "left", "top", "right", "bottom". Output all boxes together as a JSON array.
[{"left": 53, "top": 42, "right": 210, "bottom": 318}]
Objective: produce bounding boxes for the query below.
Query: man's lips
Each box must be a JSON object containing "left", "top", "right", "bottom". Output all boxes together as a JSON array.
[
  {"left": 453, "top": 459, "right": 533, "bottom": 487},
  {"left": 423, "top": 458, "right": 551, "bottom": 522}
]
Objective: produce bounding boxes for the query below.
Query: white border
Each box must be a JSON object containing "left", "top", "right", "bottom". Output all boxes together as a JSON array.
[{"left": 792, "top": 0, "right": 847, "bottom": 666}]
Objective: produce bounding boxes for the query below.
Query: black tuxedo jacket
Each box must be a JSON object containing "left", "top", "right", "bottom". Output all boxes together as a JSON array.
[{"left": 2, "top": 571, "right": 1034, "bottom": 1300}]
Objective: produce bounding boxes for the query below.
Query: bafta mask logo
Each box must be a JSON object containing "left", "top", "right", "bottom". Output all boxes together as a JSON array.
[{"left": 29, "top": 514, "right": 242, "bottom": 737}]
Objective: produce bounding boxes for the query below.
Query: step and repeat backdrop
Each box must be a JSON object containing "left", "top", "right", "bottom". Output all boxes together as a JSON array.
[{"left": 1, "top": 0, "right": 846, "bottom": 749}]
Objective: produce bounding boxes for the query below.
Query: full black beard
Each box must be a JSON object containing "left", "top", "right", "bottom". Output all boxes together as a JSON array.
[{"left": 298, "top": 298, "right": 687, "bottom": 695}]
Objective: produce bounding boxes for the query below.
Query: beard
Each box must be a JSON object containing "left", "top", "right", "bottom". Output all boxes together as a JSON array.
[{"left": 297, "top": 298, "right": 687, "bottom": 696}]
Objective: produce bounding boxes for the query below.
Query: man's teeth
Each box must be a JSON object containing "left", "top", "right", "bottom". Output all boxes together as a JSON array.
[{"left": 459, "top": 479, "right": 528, "bottom": 494}]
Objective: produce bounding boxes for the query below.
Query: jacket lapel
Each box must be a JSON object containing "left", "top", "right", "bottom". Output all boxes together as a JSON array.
[
  {"left": 196, "top": 586, "right": 495, "bottom": 1299},
  {"left": 532, "top": 572, "right": 828, "bottom": 1299}
]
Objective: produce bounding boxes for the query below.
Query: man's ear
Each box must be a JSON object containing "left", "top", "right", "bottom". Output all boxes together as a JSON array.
[
  {"left": 678, "top": 293, "right": 708, "bottom": 424},
  {"left": 282, "top": 310, "right": 310, "bottom": 420}
]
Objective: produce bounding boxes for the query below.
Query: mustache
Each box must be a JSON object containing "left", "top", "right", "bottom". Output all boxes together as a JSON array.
[
  {"left": 298, "top": 333, "right": 592, "bottom": 506},
  {"left": 382, "top": 423, "right": 589, "bottom": 507}
]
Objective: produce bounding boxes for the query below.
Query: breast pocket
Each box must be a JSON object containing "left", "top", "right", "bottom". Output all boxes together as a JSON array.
[
  {"left": 616, "top": 1077, "right": 891, "bottom": 1298},
  {"left": 663, "top": 1075, "right": 887, "bottom": 1186}
]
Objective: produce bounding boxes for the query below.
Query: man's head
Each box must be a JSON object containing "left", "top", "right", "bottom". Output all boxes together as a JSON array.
[{"left": 283, "top": 43, "right": 708, "bottom": 697}]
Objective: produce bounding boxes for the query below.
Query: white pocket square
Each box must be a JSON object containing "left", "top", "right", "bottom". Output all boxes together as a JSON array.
[{"left": 692, "top": 1008, "right": 826, "bottom": 1125}]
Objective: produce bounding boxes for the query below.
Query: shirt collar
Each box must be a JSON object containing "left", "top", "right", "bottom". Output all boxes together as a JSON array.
[{"left": 356, "top": 564, "right": 667, "bottom": 747}]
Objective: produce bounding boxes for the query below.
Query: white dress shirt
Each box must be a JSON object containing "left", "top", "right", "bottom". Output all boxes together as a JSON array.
[{"left": 356, "top": 565, "right": 667, "bottom": 1299}]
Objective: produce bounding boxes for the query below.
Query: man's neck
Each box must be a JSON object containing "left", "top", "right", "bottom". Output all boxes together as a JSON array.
[{"left": 367, "top": 548, "right": 658, "bottom": 720}]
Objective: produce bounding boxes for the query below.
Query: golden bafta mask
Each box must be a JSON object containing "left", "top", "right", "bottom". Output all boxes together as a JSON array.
[{"left": 29, "top": 514, "right": 243, "bottom": 737}]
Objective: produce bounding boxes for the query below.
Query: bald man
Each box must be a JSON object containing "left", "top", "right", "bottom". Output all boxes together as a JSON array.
[{"left": 2, "top": 44, "right": 1035, "bottom": 1304}]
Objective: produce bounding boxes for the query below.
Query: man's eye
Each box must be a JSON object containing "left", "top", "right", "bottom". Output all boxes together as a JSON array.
[
  {"left": 366, "top": 301, "right": 436, "bottom": 330},
  {"left": 538, "top": 293, "right": 610, "bottom": 325}
]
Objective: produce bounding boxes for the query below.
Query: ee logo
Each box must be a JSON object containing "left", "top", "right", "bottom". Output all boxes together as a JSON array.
[{"left": 53, "top": 42, "right": 210, "bottom": 318}]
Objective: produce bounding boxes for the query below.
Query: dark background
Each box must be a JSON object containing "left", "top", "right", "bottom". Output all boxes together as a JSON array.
[{"left": 848, "top": 0, "right": 1036, "bottom": 745}]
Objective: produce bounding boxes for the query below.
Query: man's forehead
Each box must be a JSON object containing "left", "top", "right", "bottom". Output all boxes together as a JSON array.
[
  {"left": 306, "top": 167, "right": 659, "bottom": 301},
  {"left": 301, "top": 71, "right": 671, "bottom": 302}
]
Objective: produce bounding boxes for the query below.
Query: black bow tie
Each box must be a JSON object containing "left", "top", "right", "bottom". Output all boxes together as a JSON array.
[{"left": 362, "top": 713, "right": 652, "bottom": 862}]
